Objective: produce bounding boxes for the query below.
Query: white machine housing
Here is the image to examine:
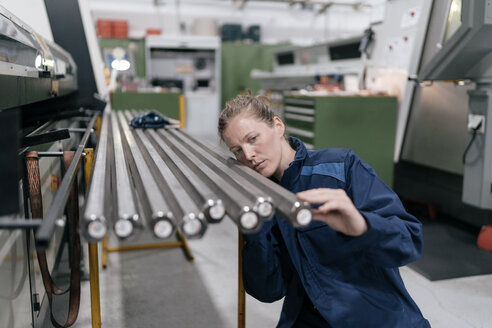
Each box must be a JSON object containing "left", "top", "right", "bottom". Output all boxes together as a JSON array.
[{"left": 145, "top": 35, "right": 221, "bottom": 144}]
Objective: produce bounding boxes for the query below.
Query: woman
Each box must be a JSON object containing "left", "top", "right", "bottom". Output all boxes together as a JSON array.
[{"left": 218, "top": 92, "right": 430, "bottom": 328}]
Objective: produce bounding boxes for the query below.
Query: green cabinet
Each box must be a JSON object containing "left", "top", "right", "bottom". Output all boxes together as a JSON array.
[
  {"left": 221, "top": 42, "right": 288, "bottom": 107},
  {"left": 284, "top": 95, "right": 398, "bottom": 187},
  {"left": 111, "top": 91, "right": 181, "bottom": 120}
]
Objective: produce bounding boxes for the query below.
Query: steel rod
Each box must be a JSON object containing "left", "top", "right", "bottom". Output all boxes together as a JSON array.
[
  {"left": 0, "top": 219, "right": 43, "bottom": 229},
  {"left": 146, "top": 129, "right": 225, "bottom": 223},
  {"left": 225, "top": 158, "right": 312, "bottom": 227},
  {"left": 116, "top": 111, "right": 176, "bottom": 239},
  {"left": 174, "top": 129, "right": 312, "bottom": 227},
  {"left": 169, "top": 129, "right": 275, "bottom": 221},
  {"left": 69, "top": 128, "right": 94, "bottom": 133},
  {"left": 110, "top": 111, "right": 140, "bottom": 239},
  {"left": 159, "top": 129, "right": 261, "bottom": 233},
  {"left": 37, "top": 152, "right": 64, "bottom": 157},
  {"left": 81, "top": 110, "right": 110, "bottom": 242},
  {"left": 123, "top": 111, "right": 207, "bottom": 239},
  {"left": 25, "top": 120, "right": 54, "bottom": 138}
]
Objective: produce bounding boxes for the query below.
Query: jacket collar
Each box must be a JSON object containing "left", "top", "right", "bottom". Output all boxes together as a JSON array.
[
  {"left": 278, "top": 137, "right": 307, "bottom": 187},
  {"left": 289, "top": 137, "right": 307, "bottom": 163}
]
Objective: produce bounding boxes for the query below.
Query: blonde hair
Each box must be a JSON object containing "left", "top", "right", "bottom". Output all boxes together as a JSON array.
[{"left": 218, "top": 89, "right": 275, "bottom": 141}]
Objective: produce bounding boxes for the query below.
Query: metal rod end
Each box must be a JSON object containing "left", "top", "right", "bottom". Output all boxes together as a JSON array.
[
  {"left": 239, "top": 207, "right": 261, "bottom": 232},
  {"left": 254, "top": 197, "right": 274, "bottom": 220},
  {"left": 181, "top": 212, "right": 207, "bottom": 238},
  {"left": 204, "top": 199, "right": 225, "bottom": 222},
  {"left": 292, "top": 202, "right": 312, "bottom": 227}
]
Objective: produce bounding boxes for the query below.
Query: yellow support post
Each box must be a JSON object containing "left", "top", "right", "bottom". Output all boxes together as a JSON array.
[
  {"left": 176, "top": 230, "right": 194, "bottom": 261},
  {"left": 238, "top": 231, "right": 245, "bottom": 328},
  {"left": 84, "top": 147, "right": 102, "bottom": 328},
  {"left": 95, "top": 116, "right": 102, "bottom": 137},
  {"left": 179, "top": 94, "right": 186, "bottom": 128},
  {"left": 84, "top": 148, "right": 94, "bottom": 189},
  {"left": 88, "top": 242, "right": 102, "bottom": 328},
  {"left": 107, "top": 241, "right": 182, "bottom": 252},
  {"left": 103, "top": 235, "right": 194, "bottom": 263},
  {"left": 102, "top": 236, "right": 108, "bottom": 269}
]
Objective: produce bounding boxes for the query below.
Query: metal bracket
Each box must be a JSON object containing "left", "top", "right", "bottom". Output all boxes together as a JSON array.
[{"left": 21, "top": 129, "right": 70, "bottom": 147}]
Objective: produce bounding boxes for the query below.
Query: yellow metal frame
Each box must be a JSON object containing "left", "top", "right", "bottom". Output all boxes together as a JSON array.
[
  {"left": 100, "top": 99, "right": 193, "bottom": 270},
  {"left": 101, "top": 230, "right": 194, "bottom": 269},
  {"left": 86, "top": 111, "right": 252, "bottom": 327},
  {"left": 84, "top": 131, "right": 195, "bottom": 328},
  {"left": 83, "top": 148, "right": 102, "bottom": 328},
  {"left": 179, "top": 94, "right": 186, "bottom": 128},
  {"left": 238, "top": 232, "right": 246, "bottom": 328}
]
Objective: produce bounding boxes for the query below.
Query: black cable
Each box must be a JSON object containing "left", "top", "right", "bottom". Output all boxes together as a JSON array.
[{"left": 462, "top": 121, "right": 483, "bottom": 164}]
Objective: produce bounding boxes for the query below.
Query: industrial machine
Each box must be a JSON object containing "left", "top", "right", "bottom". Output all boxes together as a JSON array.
[
  {"left": 250, "top": 0, "right": 492, "bottom": 226},
  {"left": 251, "top": 35, "right": 365, "bottom": 91},
  {"left": 145, "top": 35, "right": 221, "bottom": 144},
  {"left": 395, "top": 0, "right": 492, "bottom": 225},
  {"left": 417, "top": 0, "right": 492, "bottom": 210},
  {"left": 0, "top": 3, "right": 313, "bottom": 327},
  {"left": 0, "top": 1, "right": 104, "bottom": 326}
]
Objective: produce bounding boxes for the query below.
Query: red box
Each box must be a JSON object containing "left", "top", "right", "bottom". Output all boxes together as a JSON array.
[
  {"left": 112, "top": 20, "right": 128, "bottom": 39},
  {"left": 146, "top": 29, "right": 162, "bottom": 35},
  {"left": 96, "top": 19, "right": 112, "bottom": 38},
  {"left": 96, "top": 19, "right": 129, "bottom": 39}
]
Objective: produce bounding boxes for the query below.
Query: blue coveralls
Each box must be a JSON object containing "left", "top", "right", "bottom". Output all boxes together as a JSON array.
[{"left": 242, "top": 137, "right": 431, "bottom": 328}]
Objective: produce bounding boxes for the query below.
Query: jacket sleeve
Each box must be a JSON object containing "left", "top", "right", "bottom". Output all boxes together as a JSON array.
[
  {"left": 344, "top": 151, "right": 423, "bottom": 268},
  {"left": 241, "top": 219, "right": 290, "bottom": 303}
]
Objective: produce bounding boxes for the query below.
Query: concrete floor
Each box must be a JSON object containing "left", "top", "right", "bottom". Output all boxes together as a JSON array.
[{"left": 73, "top": 218, "right": 492, "bottom": 328}]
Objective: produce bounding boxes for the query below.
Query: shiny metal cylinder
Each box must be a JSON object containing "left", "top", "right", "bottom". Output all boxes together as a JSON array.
[
  {"left": 109, "top": 111, "right": 141, "bottom": 239},
  {"left": 168, "top": 129, "right": 275, "bottom": 221},
  {"left": 160, "top": 129, "right": 262, "bottom": 233},
  {"left": 146, "top": 128, "right": 226, "bottom": 224},
  {"left": 123, "top": 111, "right": 207, "bottom": 239},
  {"left": 82, "top": 111, "right": 110, "bottom": 241},
  {"left": 174, "top": 129, "right": 313, "bottom": 227},
  {"left": 116, "top": 111, "right": 177, "bottom": 239}
]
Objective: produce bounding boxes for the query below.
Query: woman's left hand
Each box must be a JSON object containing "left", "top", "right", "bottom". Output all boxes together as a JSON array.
[{"left": 296, "top": 188, "right": 368, "bottom": 237}]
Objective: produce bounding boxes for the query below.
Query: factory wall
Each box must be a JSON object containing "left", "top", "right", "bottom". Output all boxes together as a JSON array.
[{"left": 88, "top": 0, "right": 385, "bottom": 45}]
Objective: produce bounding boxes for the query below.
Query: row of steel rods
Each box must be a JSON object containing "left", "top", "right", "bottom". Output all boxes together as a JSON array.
[
  {"left": 115, "top": 111, "right": 177, "bottom": 239},
  {"left": 129, "top": 110, "right": 225, "bottom": 225},
  {"left": 123, "top": 111, "right": 208, "bottom": 239},
  {"left": 168, "top": 128, "right": 276, "bottom": 221},
  {"left": 145, "top": 129, "right": 225, "bottom": 224},
  {"left": 84, "top": 110, "right": 312, "bottom": 240},
  {"left": 172, "top": 129, "right": 313, "bottom": 227},
  {"left": 158, "top": 128, "right": 264, "bottom": 233}
]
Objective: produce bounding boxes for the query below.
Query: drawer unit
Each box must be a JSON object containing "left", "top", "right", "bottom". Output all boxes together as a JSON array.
[
  {"left": 284, "top": 98, "right": 316, "bottom": 149},
  {"left": 283, "top": 95, "right": 397, "bottom": 187}
]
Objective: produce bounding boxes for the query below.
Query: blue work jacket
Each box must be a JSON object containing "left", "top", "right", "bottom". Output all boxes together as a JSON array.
[{"left": 242, "top": 138, "right": 430, "bottom": 328}]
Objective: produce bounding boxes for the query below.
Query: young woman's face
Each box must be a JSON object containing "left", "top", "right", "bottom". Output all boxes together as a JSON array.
[{"left": 222, "top": 113, "right": 286, "bottom": 178}]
